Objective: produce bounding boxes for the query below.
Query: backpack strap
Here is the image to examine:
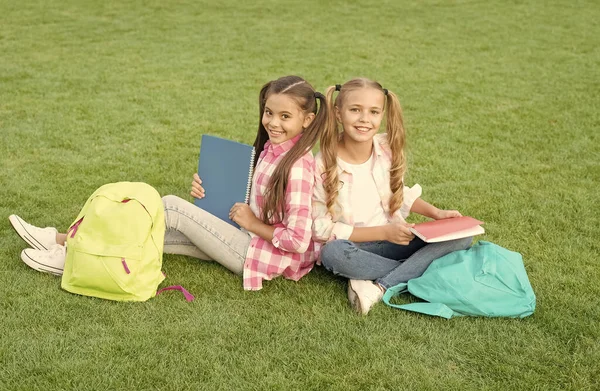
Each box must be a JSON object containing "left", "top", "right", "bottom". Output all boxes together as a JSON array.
[
  {"left": 156, "top": 285, "right": 195, "bottom": 302},
  {"left": 382, "top": 283, "right": 458, "bottom": 319}
]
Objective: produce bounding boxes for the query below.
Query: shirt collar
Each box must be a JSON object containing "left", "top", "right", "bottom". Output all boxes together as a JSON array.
[
  {"left": 371, "top": 134, "right": 385, "bottom": 157},
  {"left": 336, "top": 135, "right": 383, "bottom": 174},
  {"left": 264, "top": 133, "right": 303, "bottom": 157}
]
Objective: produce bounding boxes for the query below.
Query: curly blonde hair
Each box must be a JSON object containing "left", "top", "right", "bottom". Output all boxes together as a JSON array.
[{"left": 320, "top": 78, "right": 407, "bottom": 218}]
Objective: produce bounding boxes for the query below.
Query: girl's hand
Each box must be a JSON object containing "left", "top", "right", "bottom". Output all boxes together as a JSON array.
[
  {"left": 384, "top": 222, "right": 415, "bottom": 245},
  {"left": 229, "top": 203, "right": 259, "bottom": 231},
  {"left": 434, "top": 209, "right": 462, "bottom": 220},
  {"left": 190, "top": 173, "right": 205, "bottom": 199}
]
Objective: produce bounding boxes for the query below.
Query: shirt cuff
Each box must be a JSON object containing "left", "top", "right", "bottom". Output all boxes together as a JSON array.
[
  {"left": 400, "top": 184, "right": 422, "bottom": 219},
  {"left": 271, "top": 227, "right": 284, "bottom": 248},
  {"left": 331, "top": 222, "right": 354, "bottom": 241}
]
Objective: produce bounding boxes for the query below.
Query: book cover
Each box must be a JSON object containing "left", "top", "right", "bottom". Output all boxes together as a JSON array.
[
  {"left": 193, "top": 135, "right": 255, "bottom": 228},
  {"left": 409, "top": 216, "right": 484, "bottom": 243}
]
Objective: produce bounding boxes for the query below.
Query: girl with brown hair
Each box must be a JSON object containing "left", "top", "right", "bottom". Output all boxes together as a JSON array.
[{"left": 11, "top": 75, "right": 328, "bottom": 291}]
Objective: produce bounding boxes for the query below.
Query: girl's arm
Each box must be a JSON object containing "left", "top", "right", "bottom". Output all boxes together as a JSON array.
[
  {"left": 411, "top": 198, "right": 462, "bottom": 220},
  {"left": 234, "top": 155, "right": 314, "bottom": 253},
  {"left": 312, "top": 160, "right": 414, "bottom": 245},
  {"left": 410, "top": 198, "right": 440, "bottom": 219},
  {"left": 190, "top": 173, "right": 205, "bottom": 199},
  {"left": 348, "top": 223, "right": 414, "bottom": 245},
  {"left": 313, "top": 172, "right": 414, "bottom": 244},
  {"left": 270, "top": 156, "right": 315, "bottom": 253},
  {"left": 229, "top": 203, "right": 275, "bottom": 241},
  {"left": 195, "top": 171, "right": 276, "bottom": 239}
]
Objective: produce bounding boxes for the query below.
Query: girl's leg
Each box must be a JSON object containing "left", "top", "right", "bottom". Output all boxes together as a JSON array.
[
  {"left": 320, "top": 238, "right": 427, "bottom": 280},
  {"left": 321, "top": 237, "right": 472, "bottom": 315},
  {"left": 9, "top": 212, "right": 224, "bottom": 262},
  {"left": 162, "top": 195, "right": 250, "bottom": 275},
  {"left": 8, "top": 215, "right": 64, "bottom": 250},
  {"left": 321, "top": 239, "right": 425, "bottom": 315},
  {"left": 375, "top": 236, "right": 473, "bottom": 289},
  {"left": 320, "top": 237, "right": 472, "bottom": 284},
  {"left": 164, "top": 229, "right": 212, "bottom": 260},
  {"left": 56, "top": 233, "right": 67, "bottom": 246},
  {"left": 21, "top": 245, "right": 66, "bottom": 276}
]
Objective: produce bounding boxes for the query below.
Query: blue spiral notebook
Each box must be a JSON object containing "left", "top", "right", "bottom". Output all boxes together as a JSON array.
[{"left": 193, "top": 135, "right": 256, "bottom": 228}]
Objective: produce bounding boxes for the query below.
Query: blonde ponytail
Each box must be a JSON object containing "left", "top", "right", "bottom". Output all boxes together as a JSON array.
[
  {"left": 320, "top": 85, "right": 341, "bottom": 216},
  {"left": 384, "top": 90, "right": 407, "bottom": 216}
]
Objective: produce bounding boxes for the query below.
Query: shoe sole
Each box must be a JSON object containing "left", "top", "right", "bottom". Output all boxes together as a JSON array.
[
  {"left": 347, "top": 282, "right": 364, "bottom": 315},
  {"left": 21, "top": 250, "right": 63, "bottom": 276},
  {"left": 9, "top": 215, "right": 50, "bottom": 251}
]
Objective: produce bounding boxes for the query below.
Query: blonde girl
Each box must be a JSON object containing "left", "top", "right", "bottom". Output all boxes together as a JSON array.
[
  {"left": 312, "top": 78, "right": 471, "bottom": 313},
  {"left": 11, "top": 75, "right": 328, "bottom": 291}
]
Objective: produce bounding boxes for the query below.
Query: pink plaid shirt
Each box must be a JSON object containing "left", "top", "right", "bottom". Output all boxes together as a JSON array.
[{"left": 243, "top": 135, "right": 316, "bottom": 290}]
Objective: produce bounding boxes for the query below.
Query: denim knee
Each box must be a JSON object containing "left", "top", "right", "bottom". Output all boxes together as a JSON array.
[
  {"left": 162, "top": 194, "right": 183, "bottom": 210},
  {"left": 162, "top": 195, "right": 188, "bottom": 227},
  {"left": 320, "top": 240, "right": 353, "bottom": 270},
  {"left": 456, "top": 236, "right": 474, "bottom": 251}
]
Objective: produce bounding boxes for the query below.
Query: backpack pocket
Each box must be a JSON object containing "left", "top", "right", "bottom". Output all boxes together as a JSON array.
[{"left": 65, "top": 248, "right": 142, "bottom": 299}]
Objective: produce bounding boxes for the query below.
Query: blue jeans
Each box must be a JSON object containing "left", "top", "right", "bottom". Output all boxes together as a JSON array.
[{"left": 320, "top": 237, "right": 473, "bottom": 289}]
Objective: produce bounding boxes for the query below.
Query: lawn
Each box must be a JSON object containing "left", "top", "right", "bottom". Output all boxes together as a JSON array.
[{"left": 1, "top": 0, "right": 599, "bottom": 390}]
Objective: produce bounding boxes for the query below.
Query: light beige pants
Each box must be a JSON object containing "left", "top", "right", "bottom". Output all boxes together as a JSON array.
[{"left": 162, "top": 195, "right": 250, "bottom": 275}]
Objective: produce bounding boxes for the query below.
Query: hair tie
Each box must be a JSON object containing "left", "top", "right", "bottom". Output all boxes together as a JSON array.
[
  {"left": 383, "top": 88, "right": 389, "bottom": 96},
  {"left": 335, "top": 84, "right": 342, "bottom": 91}
]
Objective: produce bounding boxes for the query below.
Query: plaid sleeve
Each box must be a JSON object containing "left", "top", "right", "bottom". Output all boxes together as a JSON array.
[{"left": 271, "top": 153, "right": 314, "bottom": 253}]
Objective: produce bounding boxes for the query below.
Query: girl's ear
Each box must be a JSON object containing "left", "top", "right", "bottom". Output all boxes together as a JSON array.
[
  {"left": 303, "top": 112, "right": 316, "bottom": 129},
  {"left": 334, "top": 106, "right": 341, "bottom": 123}
]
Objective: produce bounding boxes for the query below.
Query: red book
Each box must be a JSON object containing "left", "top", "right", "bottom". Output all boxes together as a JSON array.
[{"left": 409, "top": 216, "right": 484, "bottom": 243}]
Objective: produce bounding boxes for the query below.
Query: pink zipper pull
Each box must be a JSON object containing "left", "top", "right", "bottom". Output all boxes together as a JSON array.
[
  {"left": 68, "top": 217, "right": 84, "bottom": 238},
  {"left": 121, "top": 258, "right": 131, "bottom": 274}
]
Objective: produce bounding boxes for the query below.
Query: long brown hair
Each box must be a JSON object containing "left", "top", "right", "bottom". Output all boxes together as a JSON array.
[
  {"left": 320, "top": 78, "right": 407, "bottom": 218},
  {"left": 253, "top": 75, "right": 328, "bottom": 224}
]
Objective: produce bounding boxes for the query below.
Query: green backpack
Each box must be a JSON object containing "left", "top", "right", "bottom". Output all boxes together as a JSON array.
[
  {"left": 61, "top": 182, "right": 173, "bottom": 302},
  {"left": 382, "top": 241, "right": 536, "bottom": 319}
]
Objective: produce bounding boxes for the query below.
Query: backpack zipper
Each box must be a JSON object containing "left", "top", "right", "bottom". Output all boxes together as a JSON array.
[
  {"left": 121, "top": 258, "right": 131, "bottom": 274},
  {"left": 68, "top": 217, "right": 84, "bottom": 238}
]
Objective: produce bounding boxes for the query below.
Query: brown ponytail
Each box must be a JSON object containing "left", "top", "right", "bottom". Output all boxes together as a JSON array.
[{"left": 253, "top": 76, "right": 328, "bottom": 224}]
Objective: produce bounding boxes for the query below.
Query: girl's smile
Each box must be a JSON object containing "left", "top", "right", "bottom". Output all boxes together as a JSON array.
[
  {"left": 354, "top": 126, "right": 373, "bottom": 133},
  {"left": 262, "top": 93, "right": 313, "bottom": 144},
  {"left": 336, "top": 87, "right": 385, "bottom": 145}
]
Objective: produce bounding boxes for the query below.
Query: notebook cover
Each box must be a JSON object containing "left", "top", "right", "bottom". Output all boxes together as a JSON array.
[
  {"left": 193, "top": 135, "right": 255, "bottom": 228},
  {"left": 410, "top": 216, "right": 484, "bottom": 243}
]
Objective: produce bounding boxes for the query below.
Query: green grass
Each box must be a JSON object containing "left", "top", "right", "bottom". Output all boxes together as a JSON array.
[{"left": 1, "top": 0, "right": 599, "bottom": 389}]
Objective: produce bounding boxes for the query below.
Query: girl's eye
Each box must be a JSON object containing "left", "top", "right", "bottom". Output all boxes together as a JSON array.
[
  {"left": 282, "top": 114, "right": 290, "bottom": 119},
  {"left": 350, "top": 108, "right": 359, "bottom": 112},
  {"left": 265, "top": 110, "right": 272, "bottom": 116},
  {"left": 371, "top": 110, "right": 380, "bottom": 115}
]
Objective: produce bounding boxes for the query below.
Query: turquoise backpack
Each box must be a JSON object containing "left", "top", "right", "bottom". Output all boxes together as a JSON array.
[
  {"left": 382, "top": 241, "right": 536, "bottom": 319},
  {"left": 61, "top": 182, "right": 193, "bottom": 302}
]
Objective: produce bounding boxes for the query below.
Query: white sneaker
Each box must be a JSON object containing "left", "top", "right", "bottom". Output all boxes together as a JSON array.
[
  {"left": 348, "top": 279, "right": 384, "bottom": 315},
  {"left": 21, "top": 244, "right": 66, "bottom": 276},
  {"left": 9, "top": 214, "right": 58, "bottom": 250}
]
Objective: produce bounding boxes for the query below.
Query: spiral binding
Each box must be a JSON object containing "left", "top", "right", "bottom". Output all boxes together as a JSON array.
[{"left": 244, "top": 148, "right": 256, "bottom": 203}]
